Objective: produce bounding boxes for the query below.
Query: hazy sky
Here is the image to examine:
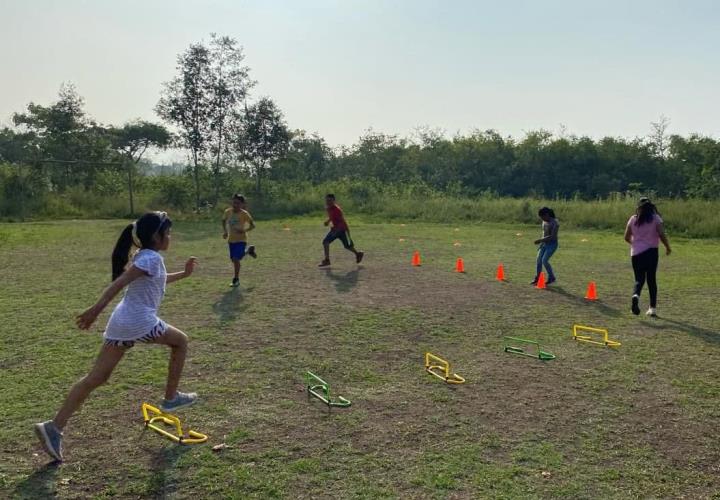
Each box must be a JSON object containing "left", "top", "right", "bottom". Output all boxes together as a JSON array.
[{"left": 2, "top": 0, "right": 719, "bottom": 154}]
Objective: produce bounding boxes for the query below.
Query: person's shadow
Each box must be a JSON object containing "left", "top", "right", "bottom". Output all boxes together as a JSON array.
[
  {"left": 133, "top": 428, "right": 193, "bottom": 497},
  {"left": 324, "top": 266, "right": 362, "bottom": 293},
  {"left": 12, "top": 462, "right": 60, "bottom": 498},
  {"left": 648, "top": 317, "right": 720, "bottom": 346},
  {"left": 545, "top": 285, "right": 621, "bottom": 317},
  {"left": 212, "top": 287, "right": 252, "bottom": 322}
]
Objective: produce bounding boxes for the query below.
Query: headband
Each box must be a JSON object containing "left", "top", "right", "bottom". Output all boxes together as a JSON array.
[{"left": 131, "top": 211, "right": 168, "bottom": 248}]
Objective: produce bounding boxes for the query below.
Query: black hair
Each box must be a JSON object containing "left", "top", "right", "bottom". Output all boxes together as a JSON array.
[
  {"left": 538, "top": 207, "right": 556, "bottom": 219},
  {"left": 232, "top": 193, "right": 245, "bottom": 202},
  {"left": 111, "top": 211, "right": 172, "bottom": 280},
  {"left": 635, "top": 198, "right": 658, "bottom": 226},
  {"left": 326, "top": 193, "right": 336, "bottom": 199}
]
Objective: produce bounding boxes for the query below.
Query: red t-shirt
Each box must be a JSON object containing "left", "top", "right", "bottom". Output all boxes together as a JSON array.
[{"left": 327, "top": 204, "right": 348, "bottom": 231}]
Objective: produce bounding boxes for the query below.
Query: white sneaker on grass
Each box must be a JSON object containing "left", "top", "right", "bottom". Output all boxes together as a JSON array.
[{"left": 646, "top": 307, "right": 657, "bottom": 317}]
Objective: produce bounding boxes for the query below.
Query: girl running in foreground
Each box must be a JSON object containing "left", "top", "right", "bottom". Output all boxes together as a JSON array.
[
  {"left": 35, "top": 211, "right": 198, "bottom": 462},
  {"left": 532, "top": 207, "right": 559, "bottom": 285},
  {"left": 624, "top": 197, "right": 671, "bottom": 317}
]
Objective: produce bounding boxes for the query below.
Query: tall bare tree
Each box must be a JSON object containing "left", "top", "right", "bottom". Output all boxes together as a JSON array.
[
  {"left": 207, "top": 34, "right": 254, "bottom": 203},
  {"left": 649, "top": 114, "right": 671, "bottom": 159},
  {"left": 157, "top": 43, "right": 212, "bottom": 211}
]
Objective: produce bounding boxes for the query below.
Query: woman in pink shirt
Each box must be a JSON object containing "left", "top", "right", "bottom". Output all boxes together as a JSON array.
[{"left": 623, "top": 198, "right": 672, "bottom": 317}]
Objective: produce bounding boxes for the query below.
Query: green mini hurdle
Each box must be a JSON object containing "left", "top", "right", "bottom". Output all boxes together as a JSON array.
[
  {"left": 503, "top": 336, "right": 555, "bottom": 361},
  {"left": 305, "top": 371, "right": 351, "bottom": 408}
]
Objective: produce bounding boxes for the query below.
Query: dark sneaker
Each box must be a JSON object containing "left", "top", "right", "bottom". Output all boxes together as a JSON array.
[
  {"left": 34, "top": 420, "right": 64, "bottom": 462},
  {"left": 161, "top": 391, "right": 198, "bottom": 412},
  {"left": 230, "top": 278, "right": 239, "bottom": 288},
  {"left": 530, "top": 278, "right": 539, "bottom": 285},
  {"left": 546, "top": 277, "right": 556, "bottom": 285},
  {"left": 356, "top": 251, "right": 364, "bottom": 264},
  {"left": 247, "top": 245, "right": 257, "bottom": 259},
  {"left": 318, "top": 259, "right": 331, "bottom": 268},
  {"left": 631, "top": 295, "right": 640, "bottom": 315}
]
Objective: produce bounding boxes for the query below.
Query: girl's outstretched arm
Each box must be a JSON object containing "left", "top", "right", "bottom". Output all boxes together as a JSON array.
[
  {"left": 166, "top": 257, "right": 198, "bottom": 284},
  {"left": 76, "top": 265, "right": 146, "bottom": 329}
]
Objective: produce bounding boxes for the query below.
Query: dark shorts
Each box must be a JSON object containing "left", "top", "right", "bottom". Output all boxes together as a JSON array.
[
  {"left": 323, "top": 230, "right": 353, "bottom": 249},
  {"left": 228, "top": 242, "right": 247, "bottom": 261}
]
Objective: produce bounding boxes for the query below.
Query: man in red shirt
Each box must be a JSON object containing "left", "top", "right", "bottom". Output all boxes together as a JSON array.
[{"left": 319, "top": 194, "right": 364, "bottom": 267}]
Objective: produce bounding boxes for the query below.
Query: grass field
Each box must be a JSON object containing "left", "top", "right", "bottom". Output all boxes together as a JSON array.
[{"left": 1, "top": 217, "right": 720, "bottom": 499}]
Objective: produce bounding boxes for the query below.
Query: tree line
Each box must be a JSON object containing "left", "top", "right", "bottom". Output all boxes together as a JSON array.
[{"left": 1, "top": 33, "right": 720, "bottom": 219}]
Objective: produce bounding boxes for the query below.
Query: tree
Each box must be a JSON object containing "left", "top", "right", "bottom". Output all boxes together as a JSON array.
[
  {"left": 157, "top": 43, "right": 212, "bottom": 211},
  {"left": 236, "top": 97, "right": 290, "bottom": 192},
  {"left": 649, "top": 115, "right": 671, "bottom": 159},
  {"left": 110, "top": 121, "right": 172, "bottom": 214},
  {"left": 11, "top": 83, "right": 112, "bottom": 190},
  {"left": 207, "top": 34, "right": 254, "bottom": 203},
  {"left": 270, "top": 130, "right": 334, "bottom": 183}
]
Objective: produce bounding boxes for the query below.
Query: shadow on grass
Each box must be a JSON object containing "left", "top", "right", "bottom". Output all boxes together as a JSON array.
[
  {"left": 212, "top": 287, "right": 252, "bottom": 322},
  {"left": 13, "top": 462, "right": 60, "bottom": 499},
  {"left": 323, "top": 266, "right": 363, "bottom": 293},
  {"left": 545, "top": 285, "right": 621, "bottom": 317},
  {"left": 649, "top": 317, "right": 720, "bottom": 346},
  {"left": 142, "top": 440, "right": 193, "bottom": 498}
]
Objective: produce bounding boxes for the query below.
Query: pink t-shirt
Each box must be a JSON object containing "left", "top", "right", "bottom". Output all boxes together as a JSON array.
[{"left": 626, "top": 214, "right": 663, "bottom": 256}]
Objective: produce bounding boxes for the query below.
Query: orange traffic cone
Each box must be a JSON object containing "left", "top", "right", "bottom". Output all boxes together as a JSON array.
[
  {"left": 455, "top": 258, "right": 465, "bottom": 273},
  {"left": 496, "top": 263, "right": 505, "bottom": 281},
  {"left": 535, "top": 272, "right": 546, "bottom": 289},
  {"left": 585, "top": 281, "right": 597, "bottom": 300},
  {"left": 411, "top": 251, "right": 421, "bottom": 267}
]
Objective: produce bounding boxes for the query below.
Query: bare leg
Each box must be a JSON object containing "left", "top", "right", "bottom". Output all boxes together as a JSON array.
[
  {"left": 53, "top": 344, "right": 127, "bottom": 430},
  {"left": 232, "top": 259, "right": 241, "bottom": 280},
  {"left": 149, "top": 325, "right": 188, "bottom": 400}
]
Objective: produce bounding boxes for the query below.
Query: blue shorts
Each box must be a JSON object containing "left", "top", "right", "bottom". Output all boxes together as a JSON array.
[{"left": 228, "top": 242, "right": 247, "bottom": 261}]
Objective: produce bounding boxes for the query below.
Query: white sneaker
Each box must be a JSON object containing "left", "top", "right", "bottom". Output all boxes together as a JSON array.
[{"left": 646, "top": 307, "right": 657, "bottom": 317}]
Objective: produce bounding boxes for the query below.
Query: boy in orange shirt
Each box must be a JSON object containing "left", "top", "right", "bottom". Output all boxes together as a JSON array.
[{"left": 318, "top": 194, "right": 363, "bottom": 267}]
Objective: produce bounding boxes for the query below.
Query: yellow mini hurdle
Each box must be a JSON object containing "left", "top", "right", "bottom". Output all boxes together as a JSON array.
[
  {"left": 572, "top": 324, "right": 621, "bottom": 348},
  {"left": 142, "top": 403, "right": 208, "bottom": 445},
  {"left": 424, "top": 352, "right": 465, "bottom": 384}
]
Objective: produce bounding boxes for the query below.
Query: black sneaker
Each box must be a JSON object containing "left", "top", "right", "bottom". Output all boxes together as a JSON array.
[
  {"left": 230, "top": 278, "right": 240, "bottom": 288},
  {"left": 631, "top": 295, "right": 640, "bottom": 315},
  {"left": 247, "top": 245, "right": 257, "bottom": 259},
  {"left": 546, "top": 277, "right": 556, "bottom": 285},
  {"left": 356, "top": 251, "right": 364, "bottom": 264},
  {"left": 318, "top": 259, "right": 331, "bottom": 268}
]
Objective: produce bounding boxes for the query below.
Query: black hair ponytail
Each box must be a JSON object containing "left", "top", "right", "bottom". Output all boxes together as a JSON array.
[
  {"left": 112, "top": 224, "right": 134, "bottom": 280},
  {"left": 538, "top": 207, "right": 556, "bottom": 219},
  {"left": 110, "top": 211, "right": 172, "bottom": 280},
  {"left": 636, "top": 202, "right": 657, "bottom": 225}
]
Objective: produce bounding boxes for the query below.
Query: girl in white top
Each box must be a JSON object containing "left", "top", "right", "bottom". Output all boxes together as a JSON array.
[{"left": 35, "top": 211, "right": 199, "bottom": 462}]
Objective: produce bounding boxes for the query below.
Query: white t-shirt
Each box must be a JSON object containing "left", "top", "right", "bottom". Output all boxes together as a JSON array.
[{"left": 104, "top": 249, "right": 166, "bottom": 341}]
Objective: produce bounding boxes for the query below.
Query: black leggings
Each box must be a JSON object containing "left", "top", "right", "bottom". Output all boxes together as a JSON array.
[{"left": 631, "top": 248, "right": 659, "bottom": 307}]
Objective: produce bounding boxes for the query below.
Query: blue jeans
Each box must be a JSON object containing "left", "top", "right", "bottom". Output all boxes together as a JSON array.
[{"left": 536, "top": 241, "right": 558, "bottom": 279}]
